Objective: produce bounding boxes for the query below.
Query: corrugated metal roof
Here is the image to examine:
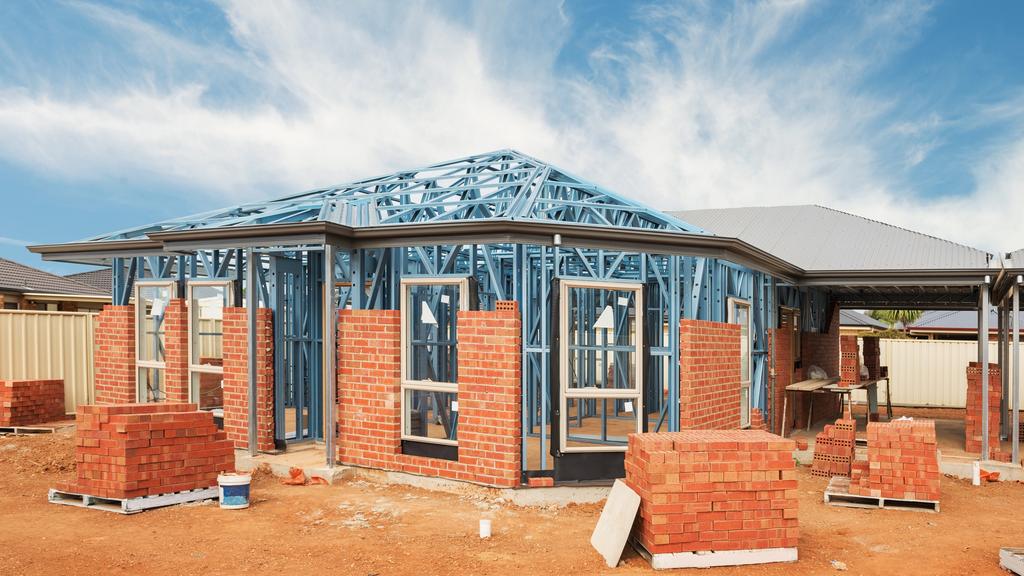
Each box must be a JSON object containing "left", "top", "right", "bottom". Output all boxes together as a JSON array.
[
  {"left": 840, "top": 309, "right": 887, "bottom": 329},
  {"left": 0, "top": 258, "right": 107, "bottom": 296},
  {"left": 908, "top": 308, "right": 1021, "bottom": 332},
  {"left": 64, "top": 268, "right": 112, "bottom": 296},
  {"left": 670, "top": 205, "right": 991, "bottom": 271}
]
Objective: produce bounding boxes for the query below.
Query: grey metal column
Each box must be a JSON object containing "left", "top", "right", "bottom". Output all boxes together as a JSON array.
[
  {"left": 980, "top": 277, "right": 990, "bottom": 461},
  {"left": 1000, "top": 301, "right": 1009, "bottom": 438},
  {"left": 1014, "top": 278, "right": 1020, "bottom": 464},
  {"left": 246, "top": 247, "right": 259, "bottom": 458},
  {"left": 323, "top": 243, "right": 338, "bottom": 469}
]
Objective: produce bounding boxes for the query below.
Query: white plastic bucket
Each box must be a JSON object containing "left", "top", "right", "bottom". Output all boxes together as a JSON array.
[{"left": 218, "top": 473, "right": 252, "bottom": 509}]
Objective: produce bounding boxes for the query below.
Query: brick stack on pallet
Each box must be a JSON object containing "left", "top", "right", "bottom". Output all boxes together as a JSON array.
[
  {"left": 55, "top": 403, "right": 234, "bottom": 500},
  {"left": 0, "top": 379, "right": 65, "bottom": 426},
  {"left": 839, "top": 336, "right": 860, "bottom": 388},
  {"left": 811, "top": 418, "right": 856, "bottom": 477},
  {"left": 965, "top": 362, "right": 1010, "bottom": 461},
  {"left": 624, "top": 430, "right": 798, "bottom": 563},
  {"left": 848, "top": 420, "right": 940, "bottom": 501}
]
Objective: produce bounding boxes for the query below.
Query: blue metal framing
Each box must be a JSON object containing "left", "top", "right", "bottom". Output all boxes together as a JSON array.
[{"left": 91, "top": 151, "right": 784, "bottom": 474}]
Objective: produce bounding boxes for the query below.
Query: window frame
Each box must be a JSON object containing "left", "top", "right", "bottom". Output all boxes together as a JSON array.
[
  {"left": 186, "top": 280, "right": 232, "bottom": 409},
  {"left": 728, "top": 297, "right": 753, "bottom": 428},
  {"left": 399, "top": 276, "right": 470, "bottom": 446},
  {"left": 135, "top": 280, "right": 175, "bottom": 403},
  {"left": 559, "top": 278, "right": 644, "bottom": 454}
]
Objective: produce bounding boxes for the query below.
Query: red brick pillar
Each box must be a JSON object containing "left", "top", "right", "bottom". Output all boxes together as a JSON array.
[
  {"left": 679, "top": 319, "right": 741, "bottom": 430},
  {"left": 457, "top": 301, "right": 522, "bottom": 487},
  {"left": 336, "top": 309, "right": 402, "bottom": 468},
  {"left": 163, "top": 298, "right": 190, "bottom": 403},
  {"left": 222, "top": 307, "right": 275, "bottom": 451},
  {"left": 966, "top": 362, "right": 1002, "bottom": 457},
  {"left": 768, "top": 324, "right": 793, "bottom": 436},
  {"left": 94, "top": 304, "right": 136, "bottom": 404}
]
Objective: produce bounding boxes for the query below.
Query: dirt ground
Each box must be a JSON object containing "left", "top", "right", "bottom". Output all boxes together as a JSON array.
[{"left": 1, "top": 429, "right": 1022, "bottom": 576}]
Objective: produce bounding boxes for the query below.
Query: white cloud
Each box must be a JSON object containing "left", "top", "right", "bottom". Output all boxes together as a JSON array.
[
  {"left": 0, "top": 236, "right": 34, "bottom": 247},
  {"left": 0, "top": 0, "right": 1022, "bottom": 255}
]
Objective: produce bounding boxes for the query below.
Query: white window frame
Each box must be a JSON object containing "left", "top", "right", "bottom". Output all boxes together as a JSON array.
[
  {"left": 186, "top": 280, "right": 232, "bottom": 408},
  {"left": 729, "top": 297, "right": 753, "bottom": 428},
  {"left": 399, "top": 276, "right": 470, "bottom": 446},
  {"left": 135, "top": 280, "right": 175, "bottom": 403},
  {"left": 559, "top": 278, "right": 644, "bottom": 454}
]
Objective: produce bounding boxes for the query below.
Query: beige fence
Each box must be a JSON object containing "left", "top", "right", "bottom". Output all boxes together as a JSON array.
[
  {"left": 871, "top": 339, "right": 1024, "bottom": 409},
  {"left": 0, "top": 310, "right": 98, "bottom": 414}
]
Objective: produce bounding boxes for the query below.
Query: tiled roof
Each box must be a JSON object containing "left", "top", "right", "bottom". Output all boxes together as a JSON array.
[
  {"left": 0, "top": 258, "right": 107, "bottom": 296},
  {"left": 64, "top": 267, "right": 112, "bottom": 295}
]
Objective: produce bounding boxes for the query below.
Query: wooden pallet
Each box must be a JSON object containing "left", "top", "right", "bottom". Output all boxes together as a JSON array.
[
  {"left": 1002, "top": 548, "right": 1024, "bottom": 575},
  {"left": 0, "top": 422, "right": 74, "bottom": 435},
  {"left": 823, "top": 476, "right": 939, "bottom": 513},
  {"left": 48, "top": 487, "right": 218, "bottom": 514}
]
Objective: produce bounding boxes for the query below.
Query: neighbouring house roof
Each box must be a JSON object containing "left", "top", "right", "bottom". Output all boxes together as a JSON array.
[
  {"left": 907, "top": 308, "right": 1024, "bottom": 333},
  {"left": 840, "top": 309, "right": 887, "bottom": 330},
  {"left": 670, "top": 205, "right": 991, "bottom": 271},
  {"left": 0, "top": 258, "right": 107, "bottom": 296},
  {"left": 64, "top": 267, "right": 112, "bottom": 295}
]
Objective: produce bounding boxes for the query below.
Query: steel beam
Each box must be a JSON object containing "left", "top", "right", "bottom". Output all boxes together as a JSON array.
[
  {"left": 323, "top": 243, "right": 338, "bottom": 468},
  {"left": 246, "top": 247, "right": 259, "bottom": 458}
]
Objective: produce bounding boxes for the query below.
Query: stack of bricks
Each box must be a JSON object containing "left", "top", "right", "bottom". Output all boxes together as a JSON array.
[
  {"left": 862, "top": 337, "right": 881, "bottom": 379},
  {"left": 0, "top": 379, "right": 65, "bottom": 426},
  {"left": 849, "top": 420, "right": 940, "bottom": 501},
  {"left": 624, "top": 430, "right": 798, "bottom": 555},
  {"left": 55, "top": 403, "right": 234, "bottom": 500},
  {"left": 965, "top": 362, "right": 1003, "bottom": 458},
  {"left": 839, "top": 335, "right": 860, "bottom": 388},
  {"left": 810, "top": 418, "right": 855, "bottom": 478}
]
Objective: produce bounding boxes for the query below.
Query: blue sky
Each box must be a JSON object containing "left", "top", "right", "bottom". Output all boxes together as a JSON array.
[{"left": 1, "top": 0, "right": 1024, "bottom": 274}]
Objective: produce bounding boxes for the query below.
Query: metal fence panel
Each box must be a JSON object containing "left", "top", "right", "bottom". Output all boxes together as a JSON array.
[{"left": 0, "top": 310, "right": 98, "bottom": 414}]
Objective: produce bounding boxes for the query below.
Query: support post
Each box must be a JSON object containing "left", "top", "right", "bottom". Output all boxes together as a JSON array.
[
  {"left": 980, "top": 277, "right": 990, "bottom": 461},
  {"left": 1014, "top": 278, "right": 1020, "bottom": 464},
  {"left": 323, "top": 243, "right": 338, "bottom": 469},
  {"left": 246, "top": 247, "right": 259, "bottom": 458}
]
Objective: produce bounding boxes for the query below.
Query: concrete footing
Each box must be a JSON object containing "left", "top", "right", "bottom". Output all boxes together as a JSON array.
[{"left": 633, "top": 541, "right": 798, "bottom": 570}]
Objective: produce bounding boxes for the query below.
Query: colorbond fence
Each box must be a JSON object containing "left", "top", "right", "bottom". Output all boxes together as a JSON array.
[
  {"left": 0, "top": 310, "right": 98, "bottom": 414},
  {"left": 867, "top": 338, "right": 1024, "bottom": 409}
]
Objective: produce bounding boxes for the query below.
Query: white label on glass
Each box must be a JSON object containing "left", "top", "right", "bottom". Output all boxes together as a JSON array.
[
  {"left": 440, "top": 294, "right": 450, "bottom": 304},
  {"left": 451, "top": 401, "right": 459, "bottom": 412},
  {"left": 151, "top": 299, "right": 166, "bottom": 317},
  {"left": 624, "top": 401, "right": 634, "bottom": 413},
  {"left": 593, "top": 305, "right": 615, "bottom": 329},
  {"left": 199, "top": 305, "right": 223, "bottom": 320},
  {"left": 617, "top": 296, "right": 629, "bottom": 307},
  {"left": 420, "top": 301, "right": 438, "bottom": 325}
]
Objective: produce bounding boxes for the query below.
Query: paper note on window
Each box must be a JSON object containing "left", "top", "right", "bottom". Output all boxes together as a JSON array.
[
  {"left": 451, "top": 401, "right": 459, "bottom": 412},
  {"left": 593, "top": 305, "right": 615, "bottom": 329},
  {"left": 151, "top": 298, "right": 166, "bottom": 317},
  {"left": 617, "top": 296, "right": 629, "bottom": 307},
  {"left": 624, "top": 401, "right": 634, "bottom": 413},
  {"left": 440, "top": 294, "right": 450, "bottom": 304},
  {"left": 420, "top": 301, "right": 438, "bottom": 325},
  {"left": 199, "top": 305, "right": 222, "bottom": 320}
]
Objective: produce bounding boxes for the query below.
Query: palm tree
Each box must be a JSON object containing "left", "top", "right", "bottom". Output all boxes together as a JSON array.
[{"left": 868, "top": 310, "right": 923, "bottom": 330}]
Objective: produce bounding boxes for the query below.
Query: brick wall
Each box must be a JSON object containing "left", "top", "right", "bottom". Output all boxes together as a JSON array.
[
  {"left": 94, "top": 305, "right": 136, "bottom": 404},
  {"left": 768, "top": 319, "right": 793, "bottom": 436},
  {"left": 965, "top": 362, "right": 1001, "bottom": 457},
  {"left": 336, "top": 302, "right": 522, "bottom": 488},
  {"left": 56, "top": 403, "right": 234, "bottom": 499},
  {"left": 625, "top": 430, "right": 798, "bottom": 555},
  {"left": 678, "top": 319, "right": 741, "bottom": 430},
  {"left": 798, "top": 303, "right": 841, "bottom": 428},
  {"left": 221, "top": 307, "right": 275, "bottom": 451},
  {"left": 0, "top": 379, "right": 65, "bottom": 426},
  {"left": 163, "top": 298, "right": 190, "bottom": 403}
]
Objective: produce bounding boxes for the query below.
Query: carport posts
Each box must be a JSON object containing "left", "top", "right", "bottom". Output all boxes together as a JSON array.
[
  {"left": 1013, "top": 278, "right": 1021, "bottom": 464},
  {"left": 980, "top": 277, "right": 990, "bottom": 461}
]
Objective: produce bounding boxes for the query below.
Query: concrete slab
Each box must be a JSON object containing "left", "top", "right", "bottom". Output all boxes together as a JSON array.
[
  {"left": 590, "top": 479, "right": 641, "bottom": 568},
  {"left": 634, "top": 544, "right": 798, "bottom": 570},
  {"left": 1001, "top": 547, "right": 1024, "bottom": 575},
  {"left": 235, "top": 448, "right": 352, "bottom": 484}
]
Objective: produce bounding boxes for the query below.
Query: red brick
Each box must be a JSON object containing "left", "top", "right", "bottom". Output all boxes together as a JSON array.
[{"left": 0, "top": 379, "right": 65, "bottom": 426}]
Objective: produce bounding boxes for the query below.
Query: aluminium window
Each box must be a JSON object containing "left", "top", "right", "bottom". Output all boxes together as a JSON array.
[
  {"left": 400, "top": 277, "right": 470, "bottom": 450},
  {"left": 136, "top": 281, "right": 174, "bottom": 403},
  {"left": 729, "top": 298, "right": 752, "bottom": 428},
  {"left": 187, "top": 281, "right": 231, "bottom": 410}
]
